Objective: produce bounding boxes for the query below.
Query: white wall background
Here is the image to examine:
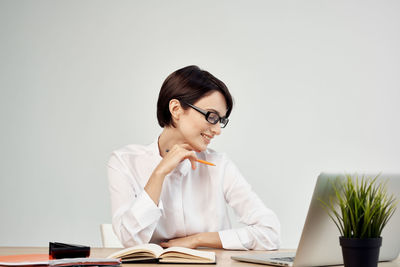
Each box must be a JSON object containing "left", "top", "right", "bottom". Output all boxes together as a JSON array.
[{"left": 1, "top": 0, "right": 399, "bottom": 248}]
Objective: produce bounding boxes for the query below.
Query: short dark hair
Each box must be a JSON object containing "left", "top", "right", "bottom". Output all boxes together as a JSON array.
[{"left": 157, "top": 65, "right": 233, "bottom": 128}]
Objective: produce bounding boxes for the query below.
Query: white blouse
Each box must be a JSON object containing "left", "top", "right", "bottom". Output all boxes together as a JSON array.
[{"left": 107, "top": 139, "right": 280, "bottom": 250}]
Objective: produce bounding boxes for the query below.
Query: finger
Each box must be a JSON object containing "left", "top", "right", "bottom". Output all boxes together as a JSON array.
[
  {"left": 167, "top": 144, "right": 192, "bottom": 155},
  {"left": 181, "top": 143, "right": 200, "bottom": 152},
  {"left": 182, "top": 143, "right": 201, "bottom": 153},
  {"left": 160, "top": 242, "right": 169, "bottom": 248},
  {"left": 185, "top": 151, "right": 198, "bottom": 170},
  {"left": 189, "top": 158, "right": 197, "bottom": 170}
]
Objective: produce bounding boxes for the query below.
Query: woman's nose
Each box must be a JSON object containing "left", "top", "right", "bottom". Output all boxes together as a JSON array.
[{"left": 210, "top": 123, "right": 221, "bottom": 136}]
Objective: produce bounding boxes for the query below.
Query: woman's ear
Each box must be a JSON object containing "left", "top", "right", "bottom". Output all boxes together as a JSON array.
[{"left": 169, "top": 99, "right": 183, "bottom": 122}]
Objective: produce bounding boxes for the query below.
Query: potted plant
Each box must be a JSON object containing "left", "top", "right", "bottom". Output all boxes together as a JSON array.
[{"left": 320, "top": 174, "right": 398, "bottom": 267}]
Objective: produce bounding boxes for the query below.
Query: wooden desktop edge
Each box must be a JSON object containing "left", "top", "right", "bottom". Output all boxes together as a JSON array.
[{"left": 1, "top": 247, "right": 399, "bottom": 266}]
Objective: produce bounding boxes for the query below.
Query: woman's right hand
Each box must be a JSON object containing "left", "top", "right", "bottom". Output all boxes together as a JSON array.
[
  {"left": 145, "top": 143, "right": 198, "bottom": 205},
  {"left": 155, "top": 143, "right": 198, "bottom": 176}
]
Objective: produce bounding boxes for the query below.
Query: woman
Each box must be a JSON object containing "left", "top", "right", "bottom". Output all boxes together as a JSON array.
[{"left": 107, "top": 65, "right": 280, "bottom": 250}]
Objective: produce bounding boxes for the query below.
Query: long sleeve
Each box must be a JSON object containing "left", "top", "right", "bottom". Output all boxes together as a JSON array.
[
  {"left": 218, "top": 159, "right": 281, "bottom": 250},
  {"left": 107, "top": 142, "right": 281, "bottom": 250},
  {"left": 107, "top": 153, "right": 163, "bottom": 247}
]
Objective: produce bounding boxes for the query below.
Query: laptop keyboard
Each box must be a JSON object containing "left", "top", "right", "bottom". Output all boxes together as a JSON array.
[{"left": 271, "top": 256, "right": 295, "bottom": 262}]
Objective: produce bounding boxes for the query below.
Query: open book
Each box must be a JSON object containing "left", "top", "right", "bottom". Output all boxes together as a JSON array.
[{"left": 107, "top": 244, "right": 216, "bottom": 264}]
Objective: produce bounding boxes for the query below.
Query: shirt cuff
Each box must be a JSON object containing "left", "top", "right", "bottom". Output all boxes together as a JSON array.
[
  {"left": 130, "top": 190, "right": 162, "bottom": 229},
  {"left": 218, "top": 229, "right": 248, "bottom": 250}
]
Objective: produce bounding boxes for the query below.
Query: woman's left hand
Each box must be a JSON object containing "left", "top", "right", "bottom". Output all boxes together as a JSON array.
[
  {"left": 160, "top": 234, "right": 200, "bottom": 249},
  {"left": 160, "top": 232, "right": 222, "bottom": 249}
]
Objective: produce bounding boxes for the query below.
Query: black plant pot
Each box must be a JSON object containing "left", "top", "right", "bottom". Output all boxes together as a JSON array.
[{"left": 339, "top": 236, "right": 382, "bottom": 267}]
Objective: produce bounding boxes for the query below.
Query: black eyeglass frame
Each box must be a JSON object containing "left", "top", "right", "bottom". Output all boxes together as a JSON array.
[{"left": 183, "top": 102, "right": 229, "bottom": 128}]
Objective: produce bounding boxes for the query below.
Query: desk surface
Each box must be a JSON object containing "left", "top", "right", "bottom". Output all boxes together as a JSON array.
[{"left": 1, "top": 247, "right": 399, "bottom": 267}]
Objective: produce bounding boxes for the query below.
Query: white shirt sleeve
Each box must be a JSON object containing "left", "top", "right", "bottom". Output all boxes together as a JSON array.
[
  {"left": 107, "top": 153, "right": 163, "bottom": 247},
  {"left": 218, "top": 158, "right": 281, "bottom": 250}
]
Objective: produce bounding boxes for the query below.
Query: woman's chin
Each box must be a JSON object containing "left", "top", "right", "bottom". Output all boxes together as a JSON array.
[
  {"left": 193, "top": 143, "right": 207, "bottom": 152},
  {"left": 186, "top": 138, "right": 208, "bottom": 152}
]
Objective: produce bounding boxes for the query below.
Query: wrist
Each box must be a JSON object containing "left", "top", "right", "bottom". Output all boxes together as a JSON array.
[
  {"left": 193, "top": 233, "right": 203, "bottom": 247},
  {"left": 195, "top": 232, "right": 222, "bottom": 248},
  {"left": 153, "top": 165, "right": 168, "bottom": 177}
]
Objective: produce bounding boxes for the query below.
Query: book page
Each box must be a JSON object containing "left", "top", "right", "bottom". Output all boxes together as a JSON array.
[
  {"left": 50, "top": 258, "right": 121, "bottom": 267},
  {"left": 107, "top": 243, "right": 164, "bottom": 259},
  {"left": 160, "top": 247, "right": 215, "bottom": 262}
]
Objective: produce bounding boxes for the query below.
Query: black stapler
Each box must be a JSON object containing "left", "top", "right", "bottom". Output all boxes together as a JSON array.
[{"left": 49, "top": 242, "right": 90, "bottom": 259}]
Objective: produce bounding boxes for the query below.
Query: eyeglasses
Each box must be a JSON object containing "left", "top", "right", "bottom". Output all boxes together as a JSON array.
[{"left": 183, "top": 102, "right": 229, "bottom": 128}]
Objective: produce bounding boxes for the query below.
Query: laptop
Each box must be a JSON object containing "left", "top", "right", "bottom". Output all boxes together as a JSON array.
[{"left": 231, "top": 172, "right": 400, "bottom": 267}]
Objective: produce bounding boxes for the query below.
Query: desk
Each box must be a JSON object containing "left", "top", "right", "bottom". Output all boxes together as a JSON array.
[{"left": 1, "top": 247, "right": 399, "bottom": 266}]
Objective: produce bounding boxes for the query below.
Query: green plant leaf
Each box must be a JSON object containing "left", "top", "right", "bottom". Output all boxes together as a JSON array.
[{"left": 319, "top": 173, "right": 398, "bottom": 238}]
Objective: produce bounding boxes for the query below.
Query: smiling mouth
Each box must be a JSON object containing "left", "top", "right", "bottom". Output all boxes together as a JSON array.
[{"left": 201, "top": 133, "right": 212, "bottom": 142}]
